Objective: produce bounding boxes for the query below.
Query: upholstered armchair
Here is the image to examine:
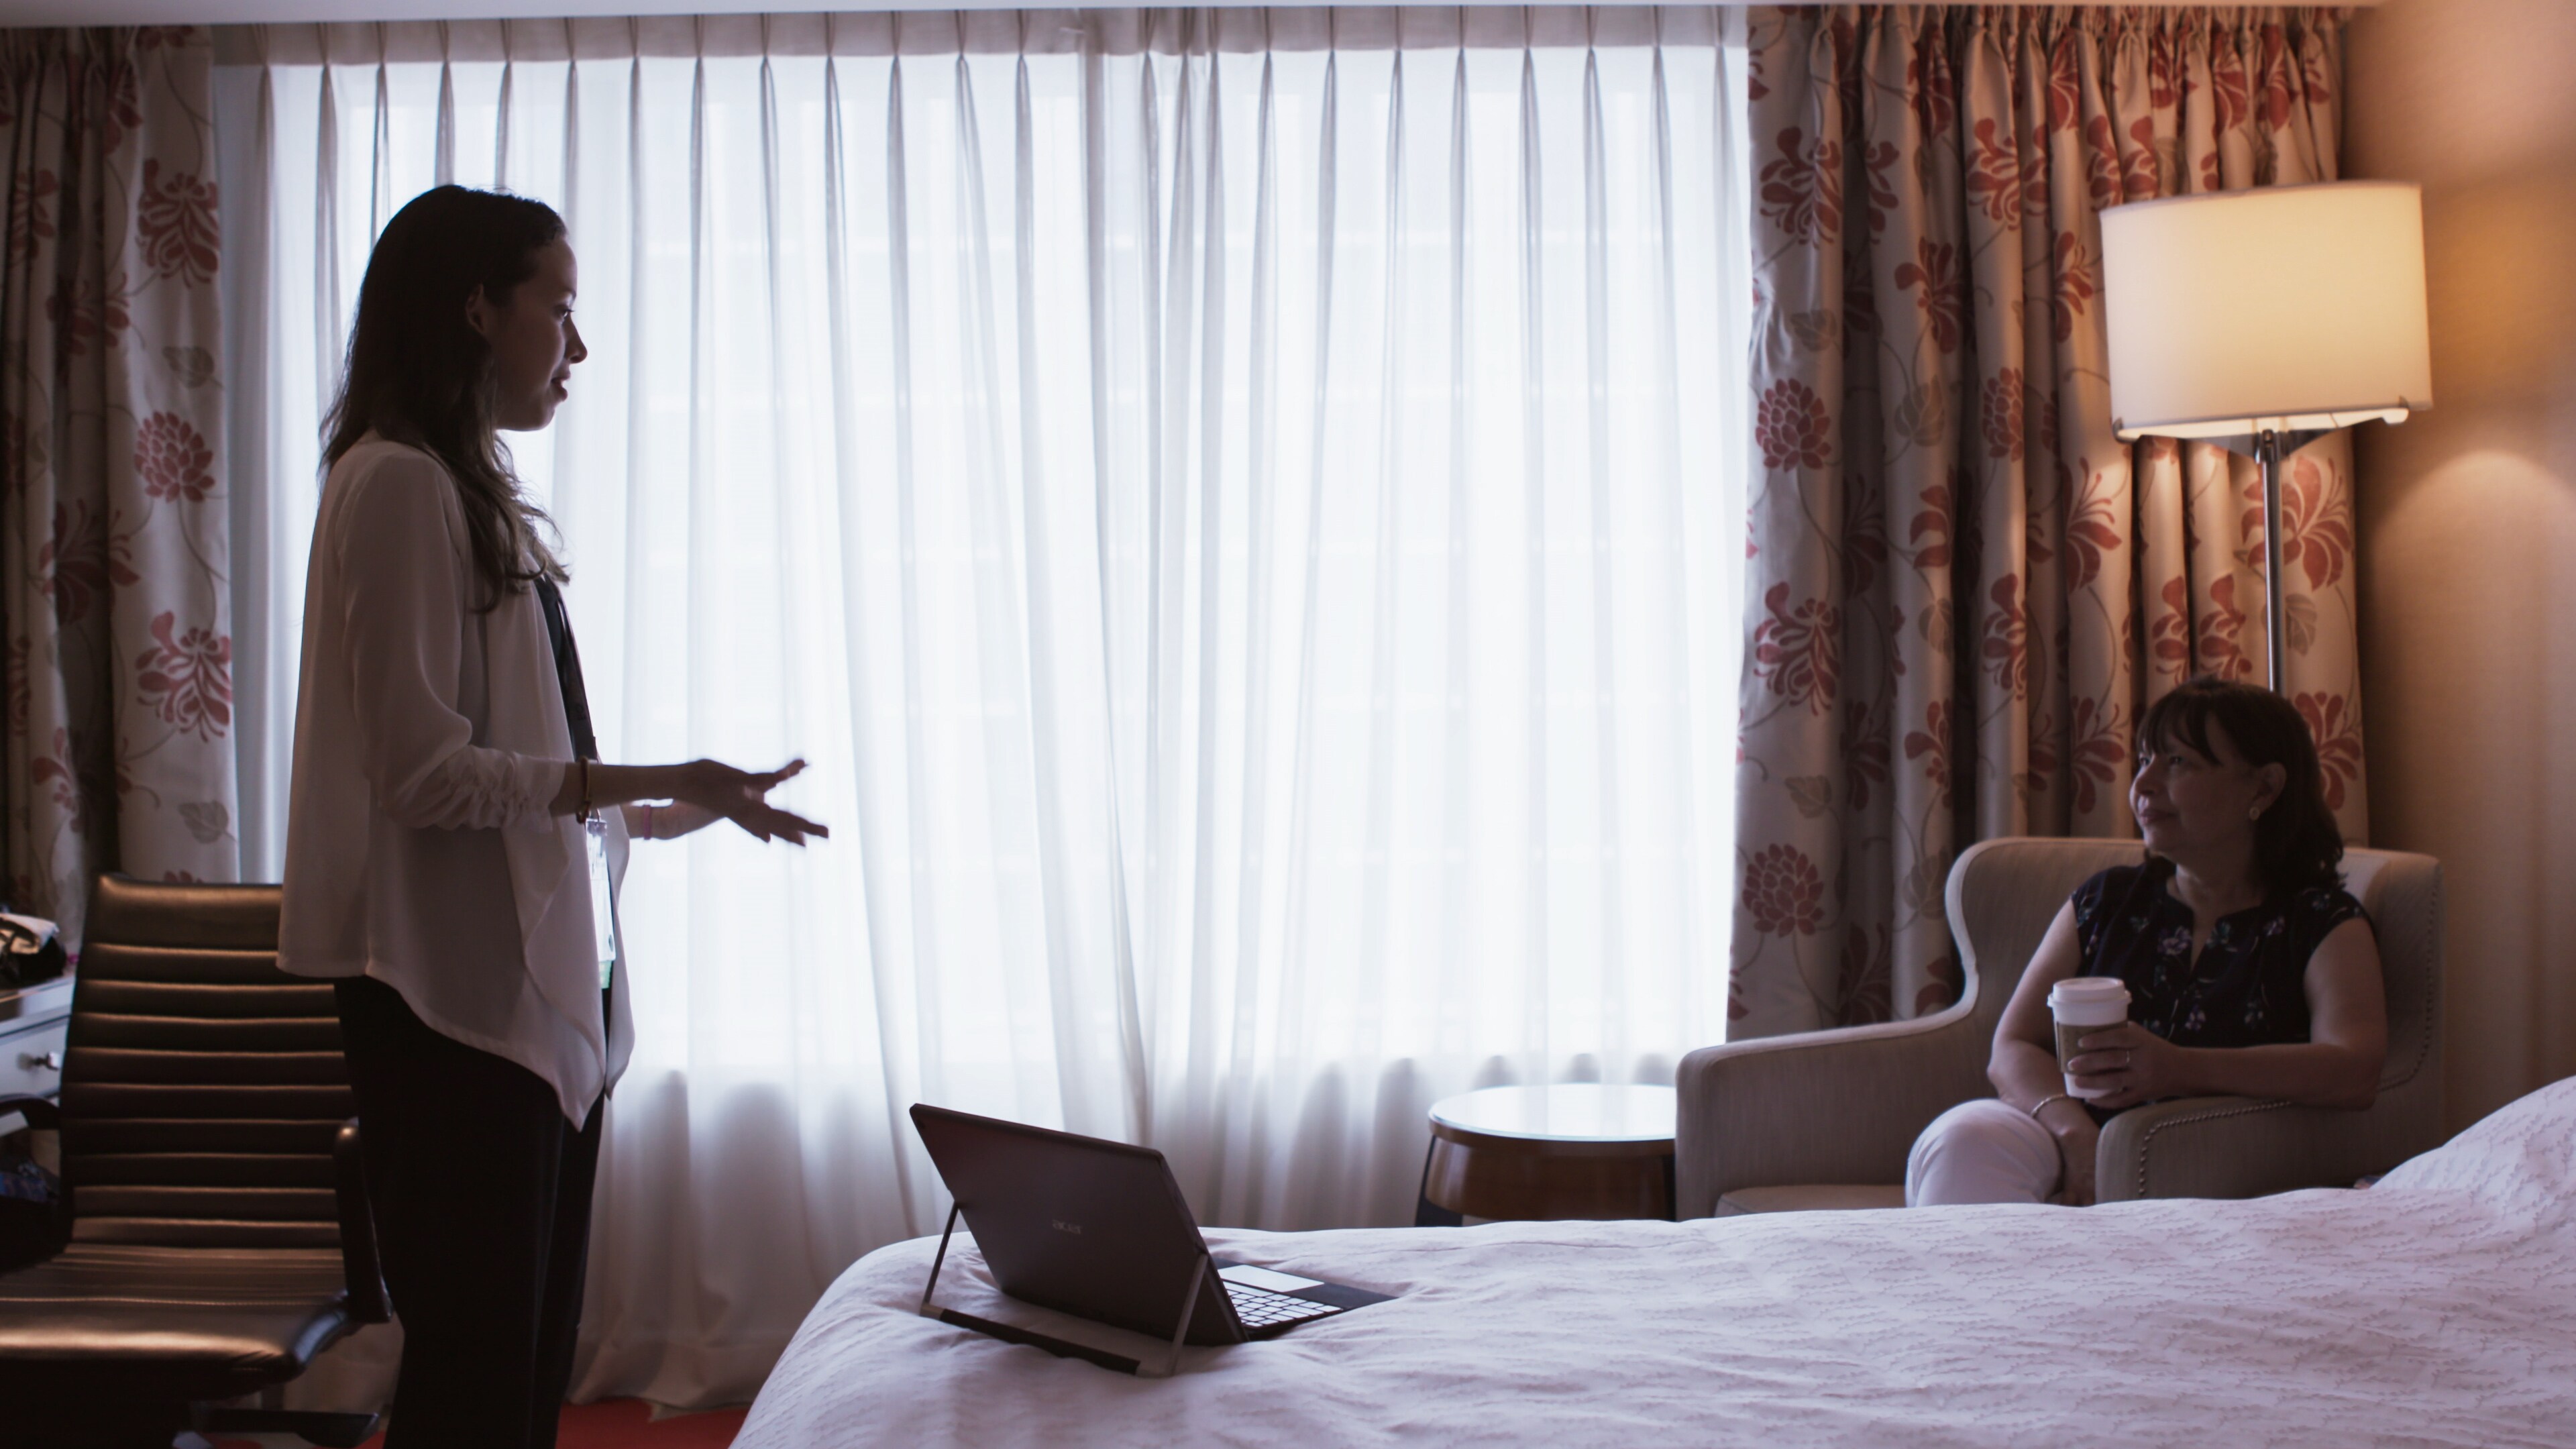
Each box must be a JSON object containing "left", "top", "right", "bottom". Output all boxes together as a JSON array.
[{"left": 1674, "top": 838, "right": 2445, "bottom": 1218}]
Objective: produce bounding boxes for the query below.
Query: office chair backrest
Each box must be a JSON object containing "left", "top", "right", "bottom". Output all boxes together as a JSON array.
[{"left": 59, "top": 876, "right": 354, "bottom": 1248}]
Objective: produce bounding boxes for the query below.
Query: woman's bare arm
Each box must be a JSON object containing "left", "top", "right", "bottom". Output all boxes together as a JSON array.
[
  {"left": 547, "top": 758, "right": 826, "bottom": 845},
  {"left": 2066, "top": 917, "right": 2384, "bottom": 1110}
]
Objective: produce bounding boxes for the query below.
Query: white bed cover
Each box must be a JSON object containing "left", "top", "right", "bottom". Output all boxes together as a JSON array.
[{"left": 739, "top": 1080, "right": 2576, "bottom": 1448}]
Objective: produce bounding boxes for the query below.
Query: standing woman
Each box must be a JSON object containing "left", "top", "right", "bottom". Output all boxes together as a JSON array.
[{"left": 279, "top": 186, "right": 825, "bottom": 1446}]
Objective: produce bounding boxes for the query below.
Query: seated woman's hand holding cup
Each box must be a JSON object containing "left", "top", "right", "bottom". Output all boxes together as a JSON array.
[{"left": 2061, "top": 1021, "right": 2188, "bottom": 1112}]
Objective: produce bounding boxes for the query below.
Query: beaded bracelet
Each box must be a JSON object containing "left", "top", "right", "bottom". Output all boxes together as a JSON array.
[{"left": 2027, "top": 1092, "right": 2075, "bottom": 1121}]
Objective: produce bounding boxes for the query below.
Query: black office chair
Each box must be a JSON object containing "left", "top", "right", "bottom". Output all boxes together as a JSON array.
[{"left": 0, "top": 875, "right": 387, "bottom": 1449}]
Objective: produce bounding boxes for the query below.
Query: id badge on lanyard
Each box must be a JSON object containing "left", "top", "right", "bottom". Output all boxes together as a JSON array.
[{"left": 585, "top": 813, "right": 619, "bottom": 992}]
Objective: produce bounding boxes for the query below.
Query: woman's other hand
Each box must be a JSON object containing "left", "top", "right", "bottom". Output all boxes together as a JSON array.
[
  {"left": 1986, "top": 900, "right": 2104, "bottom": 1205},
  {"left": 620, "top": 799, "right": 717, "bottom": 841},
  {"left": 674, "top": 758, "right": 829, "bottom": 845},
  {"left": 2064, "top": 1021, "right": 2184, "bottom": 1111},
  {"left": 2035, "top": 1099, "right": 2100, "bottom": 1207}
]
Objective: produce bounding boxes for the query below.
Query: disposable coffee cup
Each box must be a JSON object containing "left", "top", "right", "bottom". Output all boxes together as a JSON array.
[{"left": 2048, "top": 977, "right": 2132, "bottom": 1100}]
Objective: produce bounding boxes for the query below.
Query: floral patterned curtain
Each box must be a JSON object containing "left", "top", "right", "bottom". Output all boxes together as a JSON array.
[
  {"left": 1729, "top": 6, "right": 2362, "bottom": 1038},
  {"left": 3, "top": 27, "right": 235, "bottom": 946}
]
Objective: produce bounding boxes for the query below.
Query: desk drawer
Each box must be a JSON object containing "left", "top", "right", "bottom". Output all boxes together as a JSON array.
[{"left": 0, "top": 1014, "right": 68, "bottom": 1098}]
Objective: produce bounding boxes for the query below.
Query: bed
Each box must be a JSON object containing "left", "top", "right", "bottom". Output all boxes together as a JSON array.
[{"left": 736, "top": 1078, "right": 2576, "bottom": 1447}]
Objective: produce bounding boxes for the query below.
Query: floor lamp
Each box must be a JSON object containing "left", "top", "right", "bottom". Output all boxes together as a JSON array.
[{"left": 2101, "top": 181, "right": 2433, "bottom": 695}]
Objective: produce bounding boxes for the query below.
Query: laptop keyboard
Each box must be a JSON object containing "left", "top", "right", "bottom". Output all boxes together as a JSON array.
[{"left": 1226, "top": 1281, "right": 1341, "bottom": 1330}]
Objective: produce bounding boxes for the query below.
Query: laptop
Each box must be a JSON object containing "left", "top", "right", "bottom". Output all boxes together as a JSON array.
[{"left": 909, "top": 1104, "right": 1393, "bottom": 1377}]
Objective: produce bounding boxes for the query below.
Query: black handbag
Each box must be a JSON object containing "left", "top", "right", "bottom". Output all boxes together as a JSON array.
[
  {"left": 0, "top": 1134, "right": 66, "bottom": 1273},
  {"left": 0, "top": 910, "right": 66, "bottom": 991}
]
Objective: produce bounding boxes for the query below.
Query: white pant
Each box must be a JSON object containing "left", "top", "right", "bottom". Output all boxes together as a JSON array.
[{"left": 1905, "top": 1098, "right": 2066, "bottom": 1206}]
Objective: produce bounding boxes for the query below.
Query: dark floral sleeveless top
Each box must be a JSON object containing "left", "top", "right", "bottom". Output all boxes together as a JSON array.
[{"left": 2070, "top": 859, "right": 2367, "bottom": 1049}]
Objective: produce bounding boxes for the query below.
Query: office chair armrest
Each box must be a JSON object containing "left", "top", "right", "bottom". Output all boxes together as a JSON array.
[
  {"left": 333, "top": 1119, "right": 392, "bottom": 1324},
  {"left": 0, "top": 1093, "right": 61, "bottom": 1133}
]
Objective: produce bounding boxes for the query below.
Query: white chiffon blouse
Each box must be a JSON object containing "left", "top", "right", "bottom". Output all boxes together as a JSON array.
[{"left": 278, "top": 435, "right": 632, "bottom": 1126}]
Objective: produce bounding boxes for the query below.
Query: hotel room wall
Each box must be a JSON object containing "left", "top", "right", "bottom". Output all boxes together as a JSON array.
[{"left": 2346, "top": 0, "right": 2576, "bottom": 1130}]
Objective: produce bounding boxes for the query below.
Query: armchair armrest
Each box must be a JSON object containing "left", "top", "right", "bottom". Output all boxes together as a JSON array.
[
  {"left": 1674, "top": 1009, "right": 1991, "bottom": 1218},
  {"left": 333, "top": 1119, "right": 392, "bottom": 1324},
  {"left": 2095, "top": 1095, "right": 2402, "bottom": 1203},
  {"left": 0, "top": 1094, "right": 60, "bottom": 1134}
]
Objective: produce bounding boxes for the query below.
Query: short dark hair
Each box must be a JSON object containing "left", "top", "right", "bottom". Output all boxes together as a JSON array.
[
  {"left": 2135, "top": 676, "right": 2344, "bottom": 898},
  {"left": 323, "top": 184, "right": 569, "bottom": 608}
]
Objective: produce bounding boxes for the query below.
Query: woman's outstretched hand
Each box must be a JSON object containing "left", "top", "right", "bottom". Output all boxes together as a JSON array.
[{"left": 674, "top": 757, "right": 829, "bottom": 845}]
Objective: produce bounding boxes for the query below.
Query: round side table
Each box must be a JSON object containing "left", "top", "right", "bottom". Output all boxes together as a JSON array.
[{"left": 1415, "top": 1083, "right": 1678, "bottom": 1224}]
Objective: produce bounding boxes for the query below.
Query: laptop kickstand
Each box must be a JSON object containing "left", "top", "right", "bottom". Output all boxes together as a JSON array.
[
  {"left": 1138, "top": 1255, "right": 1209, "bottom": 1381},
  {"left": 917, "top": 1203, "right": 965, "bottom": 1319}
]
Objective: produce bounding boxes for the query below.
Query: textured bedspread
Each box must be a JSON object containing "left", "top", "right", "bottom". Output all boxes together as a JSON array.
[{"left": 737, "top": 1081, "right": 2576, "bottom": 1447}]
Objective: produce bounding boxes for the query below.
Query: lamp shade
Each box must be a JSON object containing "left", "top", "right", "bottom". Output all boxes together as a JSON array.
[{"left": 2102, "top": 181, "right": 2431, "bottom": 440}]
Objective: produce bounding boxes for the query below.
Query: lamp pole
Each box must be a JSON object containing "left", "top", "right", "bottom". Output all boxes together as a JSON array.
[{"left": 2259, "top": 428, "right": 2285, "bottom": 696}]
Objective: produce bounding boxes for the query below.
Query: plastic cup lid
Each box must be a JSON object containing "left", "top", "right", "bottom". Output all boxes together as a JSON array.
[{"left": 2049, "top": 977, "right": 2130, "bottom": 1006}]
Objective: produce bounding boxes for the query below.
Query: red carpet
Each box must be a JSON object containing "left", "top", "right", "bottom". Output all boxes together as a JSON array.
[
  {"left": 217, "top": 1399, "right": 749, "bottom": 1449},
  {"left": 547, "top": 1400, "right": 747, "bottom": 1449}
]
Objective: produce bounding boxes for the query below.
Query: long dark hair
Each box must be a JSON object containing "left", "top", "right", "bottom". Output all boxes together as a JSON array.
[
  {"left": 2135, "top": 676, "right": 2344, "bottom": 897},
  {"left": 323, "top": 185, "right": 568, "bottom": 608}
]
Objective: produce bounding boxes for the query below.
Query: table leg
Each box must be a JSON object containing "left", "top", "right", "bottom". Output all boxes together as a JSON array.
[{"left": 1413, "top": 1140, "right": 1462, "bottom": 1227}]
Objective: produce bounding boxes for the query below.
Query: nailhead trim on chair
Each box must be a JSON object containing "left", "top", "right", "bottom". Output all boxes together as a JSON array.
[{"left": 2132, "top": 1097, "right": 2292, "bottom": 1199}]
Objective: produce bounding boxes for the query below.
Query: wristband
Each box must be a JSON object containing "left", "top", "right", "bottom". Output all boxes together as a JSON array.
[{"left": 2028, "top": 1093, "right": 2076, "bottom": 1122}]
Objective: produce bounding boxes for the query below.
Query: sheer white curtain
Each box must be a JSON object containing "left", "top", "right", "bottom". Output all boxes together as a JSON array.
[{"left": 215, "top": 8, "right": 1750, "bottom": 1407}]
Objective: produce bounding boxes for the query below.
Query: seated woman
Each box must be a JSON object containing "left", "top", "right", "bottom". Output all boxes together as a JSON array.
[{"left": 1906, "top": 676, "right": 2387, "bottom": 1207}]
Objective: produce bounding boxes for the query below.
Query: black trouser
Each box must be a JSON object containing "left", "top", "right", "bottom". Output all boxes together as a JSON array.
[{"left": 335, "top": 976, "right": 602, "bottom": 1449}]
